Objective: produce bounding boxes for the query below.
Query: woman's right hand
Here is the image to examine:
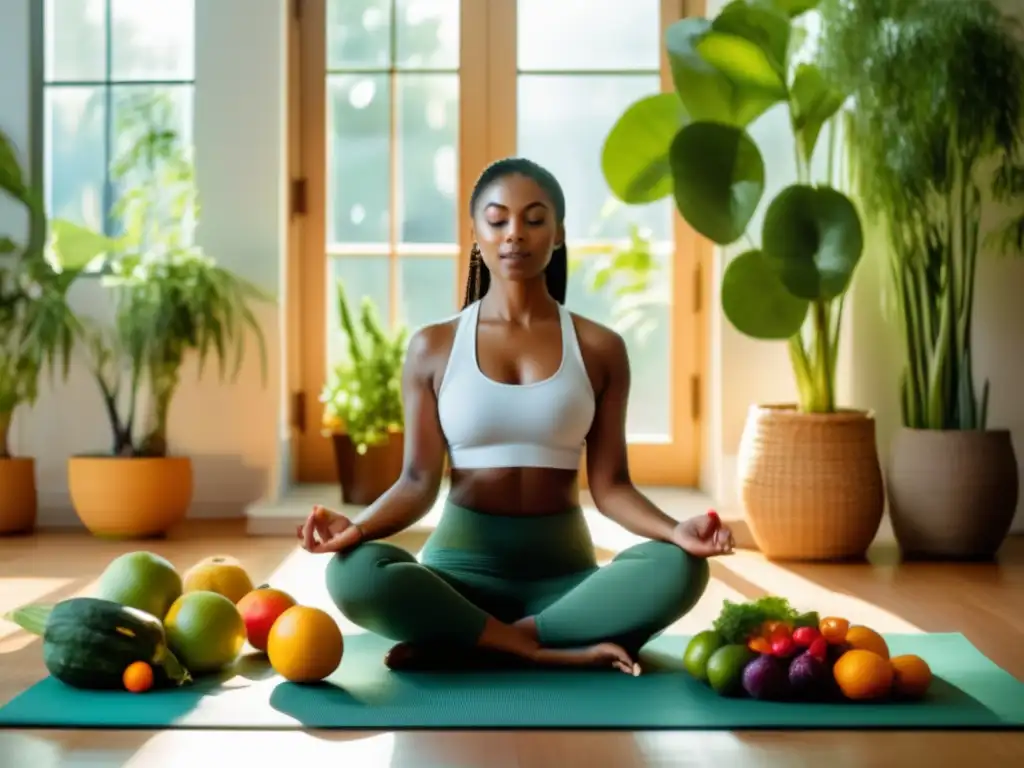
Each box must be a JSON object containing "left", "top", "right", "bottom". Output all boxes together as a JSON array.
[{"left": 297, "top": 505, "right": 360, "bottom": 554}]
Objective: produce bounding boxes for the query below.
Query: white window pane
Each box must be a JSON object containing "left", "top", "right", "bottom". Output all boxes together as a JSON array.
[
  {"left": 45, "top": 86, "right": 107, "bottom": 230},
  {"left": 328, "top": 0, "right": 392, "bottom": 70},
  {"left": 518, "top": 0, "right": 661, "bottom": 72},
  {"left": 398, "top": 74, "right": 458, "bottom": 245},
  {"left": 110, "top": 0, "right": 195, "bottom": 80},
  {"left": 567, "top": 249, "right": 672, "bottom": 439},
  {"left": 517, "top": 75, "right": 672, "bottom": 242},
  {"left": 329, "top": 257, "right": 391, "bottom": 363},
  {"left": 328, "top": 74, "right": 391, "bottom": 245},
  {"left": 396, "top": 0, "right": 460, "bottom": 70},
  {"left": 399, "top": 256, "right": 457, "bottom": 329},
  {"left": 45, "top": 0, "right": 107, "bottom": 82}
]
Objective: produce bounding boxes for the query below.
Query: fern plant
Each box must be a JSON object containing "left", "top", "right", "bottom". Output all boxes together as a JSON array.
[
  {"left": 819, "top": 0, "right": 1024, "bottom": 430},
  {"left": 320, "top": 280, "right": 407, "bottom": 455}
]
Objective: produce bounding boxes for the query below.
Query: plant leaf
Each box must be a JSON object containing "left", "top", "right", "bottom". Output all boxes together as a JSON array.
[
  {"left": 771, "top": 0, "right": 820, "bottom": 16},
  {"left": 761, "top": 184, "right": 864, "bottom": 301},
  {"left": 670, "top": 121, "right": 765, "bottom": 245},
  {"left": 667, "top": 18, "right": 783, "bottom": 127},
  {"left": 712, "top": 0, "right": 792, "bottom": 82},
  {"left": 721, "top": 250, "right": 809, "bottom": 339},
  {"left": 601, "top": 93, "right": 690, "bottom": 204},
  {"left": 789, "top": 62, "right": 847, "bottom": 165},
  {"left": 49, "top": 219, "right": 119, "bottom": 270}
]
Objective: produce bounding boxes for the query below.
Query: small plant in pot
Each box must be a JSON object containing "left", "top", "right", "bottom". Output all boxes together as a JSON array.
[
  {"left": 601, "top": 0, "right": 884, "bottom": 559},
  {"left": 320, "top": 279, "right": 406, "bottom": 506},
  {"left": 819, "top": 0, "right": 1024, "bottom": 559},
  {"left": 0, "top": 130, "right": 88, "bottom": 533},
  {"left": 53, "top": 94, "right": 271, "bottom": 538}
]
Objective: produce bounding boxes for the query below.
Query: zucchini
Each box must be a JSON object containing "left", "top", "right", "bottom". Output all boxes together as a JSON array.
[{"left": 6, "top": 597, "right": 192, "bottom": 690}]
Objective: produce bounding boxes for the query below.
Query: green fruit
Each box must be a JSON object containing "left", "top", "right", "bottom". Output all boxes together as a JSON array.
[
  {"left": 94, "top": 551, "right": 183, "bottom": 620},
  {"left": 164, "top": 591, "right": 247, "bottom": 675},
  {"left": 683, "top": 630, "right": 725, "bottom": 682},
  {"left": 706, "top": 644, "right": 757, "bottom": 697},
  {"left": 8, "top": 597, "right": 190, "bottom": 690}
]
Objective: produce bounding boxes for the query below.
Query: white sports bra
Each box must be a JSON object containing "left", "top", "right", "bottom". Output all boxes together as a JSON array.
[{"left": 436, "top": 300, "right": 596, "bottom": 470}]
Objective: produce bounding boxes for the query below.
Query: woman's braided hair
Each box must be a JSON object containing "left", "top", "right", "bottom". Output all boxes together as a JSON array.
[{"left": 462, "top": 158, "right": 568, "bottom": 309}]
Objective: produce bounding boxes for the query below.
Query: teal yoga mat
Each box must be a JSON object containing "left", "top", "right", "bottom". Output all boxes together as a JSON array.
[{"left": 0, "top": 633, "right": 1020, "bottom": 730}]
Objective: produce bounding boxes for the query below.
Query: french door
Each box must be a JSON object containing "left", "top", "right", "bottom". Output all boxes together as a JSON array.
[{"left": 289, "top": 0, "right": 705, "bottom": 487}]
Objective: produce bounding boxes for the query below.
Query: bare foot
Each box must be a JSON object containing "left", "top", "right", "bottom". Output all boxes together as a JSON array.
[{"left": 532, "top": 642, "right": 640, "bottom": 676}]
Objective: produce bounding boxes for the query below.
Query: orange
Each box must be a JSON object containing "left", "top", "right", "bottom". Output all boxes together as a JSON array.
[
  {"left": 123, "top": 661, "right": 154, "bottom": 693},
  {"left": 819, "top": 616, "right": 850, "bottom": 645},
  {"left": 890, "top": 654, "right": 932, "bottom": 699},
  {"left": 833, "top": 649, "right": 894, "bottom": 701},
  {"left": 844, "top": 625, "right": 890, "bottom": 660},
  {"left": 267, "top": 606, "right": 344, "bottom": 683}
]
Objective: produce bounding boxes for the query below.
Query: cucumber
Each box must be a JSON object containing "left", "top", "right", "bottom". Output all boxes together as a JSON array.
[{"left": 6, "top": 597, "right": 192, "bottom": 690}]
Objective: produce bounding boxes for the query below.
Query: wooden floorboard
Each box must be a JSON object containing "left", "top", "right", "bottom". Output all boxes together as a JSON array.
[{"left": 1, "top": 519, "right": 1021, "bottom": 767}]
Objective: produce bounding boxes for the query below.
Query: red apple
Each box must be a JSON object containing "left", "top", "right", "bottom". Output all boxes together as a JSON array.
[{"left": 237, "top": 586, "right": 297, "bottom": 652}]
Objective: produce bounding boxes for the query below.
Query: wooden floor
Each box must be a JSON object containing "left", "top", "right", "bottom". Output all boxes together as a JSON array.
[{"left": 0, "top": 519, "right": 1022, "bottom": 768}]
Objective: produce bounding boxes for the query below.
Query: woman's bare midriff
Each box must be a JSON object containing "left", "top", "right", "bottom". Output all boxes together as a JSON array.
[{"left": 446, "top": 466, "right": 580, "bottom": 516}]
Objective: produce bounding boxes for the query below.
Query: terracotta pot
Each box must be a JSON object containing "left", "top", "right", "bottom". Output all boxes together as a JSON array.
[
  {"left": 331, "top": 432, "right": 403, "bottom": 506},
  {"left": 737, "top": 404, "right": 885, "bottom": 560},
  {"left": 0, "top": 457, "right": 37, "bottom": 535},
  {"left": 68, "top": 456, "right": 193, "bottom": 538},
  {"left": 887, "top": 428, "right": 1019, "bottom": 560}
]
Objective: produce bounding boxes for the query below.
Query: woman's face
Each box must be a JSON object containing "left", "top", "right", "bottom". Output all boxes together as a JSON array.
[{"left": 472, "top": 173, "right": 563, "bottom": 284}]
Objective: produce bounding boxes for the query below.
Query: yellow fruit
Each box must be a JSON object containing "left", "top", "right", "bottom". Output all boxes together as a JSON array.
[
  {"left": 268, "top": 606, "right": 344, "bottom": 684},
  {"left": 183, "top": 555, "right": 254, "bottom": 604},
  {"left": 890, "top": 654, "right": 932, "bottom": 699},
  {"left": 123, "top": 661, "right": 154, "bottom": 693},
  {"left": 819, "top": 616, "right": 850, "bottom": 645},
  {"left": 834, "top": 649, "right": 894, "bottom": 701},
  {"left": 845, "top": 625, "right": 890, "bottom": 660}
]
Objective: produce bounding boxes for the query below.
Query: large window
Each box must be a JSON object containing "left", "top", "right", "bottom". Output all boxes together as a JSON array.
[
  {"left": 294, "top": 0, "right": 703, "bottom": 486},
  {"left": 42, "top": 0, "right": 195, "bottom": 235}
]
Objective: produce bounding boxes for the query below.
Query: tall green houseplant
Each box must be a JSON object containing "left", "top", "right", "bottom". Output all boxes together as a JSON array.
[
  {"left": 818, "top": 0, "right": 1024, "bottom": 431},
  {"left": 817, "top": 0, "right": 1024, "bottom": 560},
  {"left": 602, "top": 0, "right": 860, "bottom": 414},
  {"left": 601, "top": 0, "right": 887, "bottom": 562}
]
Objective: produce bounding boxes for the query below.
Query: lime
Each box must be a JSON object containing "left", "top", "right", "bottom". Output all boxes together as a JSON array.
[
  {"left": 683, "top": 630, "right": 725, "bottom": 682},
  {"left": 706, "top": 644, "right": 757, "bottom": 696}
]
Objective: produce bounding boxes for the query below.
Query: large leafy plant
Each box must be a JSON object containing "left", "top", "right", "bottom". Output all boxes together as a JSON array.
[
  {"left": 54, "top": 94, "right": 271, "bottom": 457},
  {"left": 818, "top": 0, "right": 1024, "bottom": 430},
  {"left": 602, "top": 0, "right": 859, "bottom": 413},
  {"left": 320, "top": 280, "right": 406, "bottom": 454},
  {"left": 0, "top": 130, "right": 102, "bottom": 459}
]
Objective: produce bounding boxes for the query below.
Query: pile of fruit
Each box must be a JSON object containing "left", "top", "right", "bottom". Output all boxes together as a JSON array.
[
  {"left": 5, "top": 551, "right": 344, "bottom": 694},
  {"left": 683, "top": 597, "right": 933, "bottom": 703}
]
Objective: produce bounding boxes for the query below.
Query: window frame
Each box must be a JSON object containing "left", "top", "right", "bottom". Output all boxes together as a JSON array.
[
  {"left": 290, "top": 0, "right": 709, "bottom": 488},
  {"left": 33, "top": 0, "right": 197, "bottom": 261}
]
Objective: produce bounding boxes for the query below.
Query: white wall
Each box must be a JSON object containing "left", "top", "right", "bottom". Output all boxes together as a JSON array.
[
  {"left": 2, "top": 0, "right": 1021, "bottom": 535},
  {"left": 1, "top": 0, "right": 289, "bottom": 525}
]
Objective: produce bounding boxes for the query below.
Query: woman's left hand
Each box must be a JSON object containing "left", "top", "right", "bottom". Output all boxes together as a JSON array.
[{"left": 671, "top": 510, "right": 734, "bottom": 558}]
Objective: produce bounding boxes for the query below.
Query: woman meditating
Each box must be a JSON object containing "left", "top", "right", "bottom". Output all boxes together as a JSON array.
[{"left": 298, "top": 158, "right": 734, "bottom": 675}]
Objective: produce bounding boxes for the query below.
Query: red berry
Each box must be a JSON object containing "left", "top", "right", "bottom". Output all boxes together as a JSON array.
[
  {"left": 792, "top": 626, "right": 821, "bottom": 647},
  {"left": 707, "top": 509, "right": 720, "bottom": 522},
  {"left": 771, "top": 636, "right": 796, "bottom": 658},
  {"left": 809, "top": 636, "right": 828, "bottom": 662}
]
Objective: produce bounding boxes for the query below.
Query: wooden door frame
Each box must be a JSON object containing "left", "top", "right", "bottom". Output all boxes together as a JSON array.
[{"left": 285, "top": 0, "right": 708, "bottom": 487}]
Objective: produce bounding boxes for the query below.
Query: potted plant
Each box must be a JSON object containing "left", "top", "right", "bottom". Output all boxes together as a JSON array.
[
  {"left": 53, "top": 94, "right": 271, "bottom": 538},
  {"left": 818, "top": 0, "right": 1024, "bottom": 559},
  {"left": 601, "top": 0, "right": 884, "bottom": 559},
  {"left": 320, "top": 279, "right": 406, "bottom": 506},
  {"left": 0, "top": 130, "right": 102, "bottom": 534}
]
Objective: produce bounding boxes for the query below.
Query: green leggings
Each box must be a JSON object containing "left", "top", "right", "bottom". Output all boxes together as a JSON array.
[{"left": 325, "top": 501, "right": 710, "bottom": 655}]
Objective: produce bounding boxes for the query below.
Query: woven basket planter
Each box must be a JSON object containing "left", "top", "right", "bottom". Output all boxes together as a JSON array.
[{"left": 737, "top": 404, "right": 885, "bottom": 560}]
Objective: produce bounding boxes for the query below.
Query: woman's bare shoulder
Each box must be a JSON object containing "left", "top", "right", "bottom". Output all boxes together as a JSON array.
[
  {"left": 568, "top": 311, "right": 628, "bottom": 364},
  {"left": 404, "top": 312, "right": 464, "bottom": 380}
]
